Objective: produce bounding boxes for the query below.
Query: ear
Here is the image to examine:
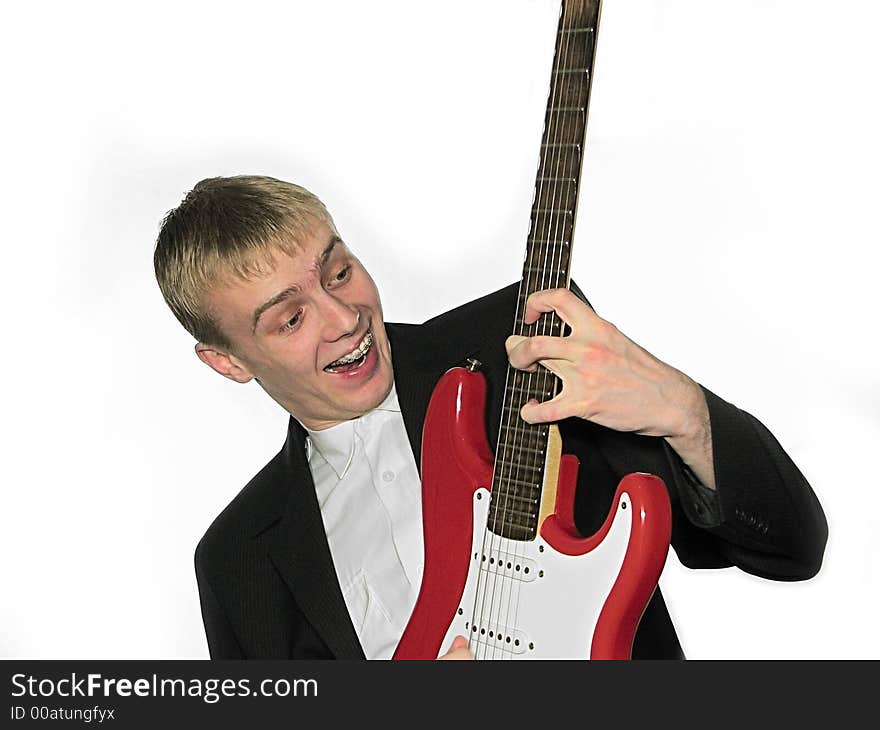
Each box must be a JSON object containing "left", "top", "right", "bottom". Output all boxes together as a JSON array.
[{"left": 195, "top": 342, "right": 254, "bottom": 384}]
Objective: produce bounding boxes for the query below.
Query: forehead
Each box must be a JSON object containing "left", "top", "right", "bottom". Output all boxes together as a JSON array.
[
  {"left": 204, "top": 225, "right": 344, "bottom": 327},
  {"left": 213, "top": 222, "right": 337, "bottom": 289}
]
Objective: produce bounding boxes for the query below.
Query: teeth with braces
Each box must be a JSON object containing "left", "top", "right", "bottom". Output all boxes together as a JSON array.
[{"left": 326, "top": 332, "right": 373, "bottom": 369}]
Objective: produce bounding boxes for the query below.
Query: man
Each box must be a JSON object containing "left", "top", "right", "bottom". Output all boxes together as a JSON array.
[{"left": 154, "top": 175, "right": 827, "bottom": 659}]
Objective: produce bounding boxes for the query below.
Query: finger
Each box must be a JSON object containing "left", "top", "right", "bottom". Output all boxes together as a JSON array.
[
  {"left": 506, "top": 334, "right": 574, "bottom": 372},
  {"left": 438, "top": 636, "right": 473, "bottom": 660},
  {"left": 520, "top": 394, "right": 568, "bottom": 424},
  {"left": 523, "top": 288, "right": 595, "bottom": 328}
]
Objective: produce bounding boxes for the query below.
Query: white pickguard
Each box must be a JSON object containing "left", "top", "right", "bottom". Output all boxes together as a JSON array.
[{"left": 439, "top": 488, "right": 633, "bottom": 659}]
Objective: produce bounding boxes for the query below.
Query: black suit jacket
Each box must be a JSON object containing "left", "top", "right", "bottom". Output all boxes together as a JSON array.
[{"left": 194, "top": 283, "right": 828, "bottom": 659}]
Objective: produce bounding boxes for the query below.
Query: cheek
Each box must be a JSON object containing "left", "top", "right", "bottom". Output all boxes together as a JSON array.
[{"left": 358, "top": 277, "right": 383, "bottom": 313}]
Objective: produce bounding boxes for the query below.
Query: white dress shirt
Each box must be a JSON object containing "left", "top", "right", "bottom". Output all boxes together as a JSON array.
[{"left": 304, "top": 385, "right": 424, "bottom": 659}]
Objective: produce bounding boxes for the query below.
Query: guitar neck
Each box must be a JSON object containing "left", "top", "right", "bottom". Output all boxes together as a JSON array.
[{"left": 489, "top": 0, "right": 601, "bottom": 541}]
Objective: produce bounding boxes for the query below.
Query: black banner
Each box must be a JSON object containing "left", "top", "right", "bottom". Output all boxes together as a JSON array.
[{"left": 3, "top": 660, "right": 873, "bottom": 727}]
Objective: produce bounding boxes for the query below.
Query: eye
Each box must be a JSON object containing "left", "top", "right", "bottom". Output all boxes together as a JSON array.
[
  {"left": 280, "top": 308, "right": 303, "bottom": 334},
  {"left": 329, "top": 265, "right": 351, "bottom": 286}
]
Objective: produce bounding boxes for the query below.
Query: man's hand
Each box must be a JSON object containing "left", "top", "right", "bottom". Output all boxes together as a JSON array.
[
  {"left": 505, "top": 288, "right": 715, "bottom": 489},
  {"left": 437, "top": 635, "right": 473, "bottom": 660}
]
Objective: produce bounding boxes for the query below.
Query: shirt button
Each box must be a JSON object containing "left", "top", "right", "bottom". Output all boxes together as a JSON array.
[{"left": 382, "top": 470, "right": 395, "bottom": 482}]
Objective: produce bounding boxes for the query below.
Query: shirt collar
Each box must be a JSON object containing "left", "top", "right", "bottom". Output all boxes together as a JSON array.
[{"left": 304, "top": 384, "right": 401, "bottom": 479}]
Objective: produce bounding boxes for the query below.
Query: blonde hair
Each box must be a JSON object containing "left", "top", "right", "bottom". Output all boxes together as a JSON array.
[{"left": 154, "top": 175, "right": 337, "bottom": 348}]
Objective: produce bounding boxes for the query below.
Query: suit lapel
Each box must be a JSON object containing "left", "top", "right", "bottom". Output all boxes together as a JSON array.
[
  {"left": 387, "top": 323, "right": 443, "bottom": 475},
  {"left": 257, "top": 419, "right": 365, "bottom": 659}
]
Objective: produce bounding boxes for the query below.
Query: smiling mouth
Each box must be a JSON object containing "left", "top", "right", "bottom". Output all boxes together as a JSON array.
[{"left": 324, "top": 331, "right": 374, "bottom": 373}]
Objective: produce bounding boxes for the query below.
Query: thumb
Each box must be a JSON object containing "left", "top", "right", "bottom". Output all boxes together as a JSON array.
[
  {"left": 520, "top": 396, "right": 563, "bottom": 424},
  {"left": 505, "top": 334, "right": 527, "bottom": 354}
]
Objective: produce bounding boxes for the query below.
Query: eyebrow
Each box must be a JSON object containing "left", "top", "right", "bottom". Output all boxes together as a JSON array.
[{"left": 251, "top": 236, "right": 342, "bottom": 332}]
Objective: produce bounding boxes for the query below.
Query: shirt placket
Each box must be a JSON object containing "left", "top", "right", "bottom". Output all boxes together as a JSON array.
[{"left": 362, "top": 411, "right": 425, "bottom": 597}]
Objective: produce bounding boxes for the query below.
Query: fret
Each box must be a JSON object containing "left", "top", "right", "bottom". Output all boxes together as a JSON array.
[
  {"left": 506, "top": 372, "right": 556, "bottom": 392},
  {"left": 537, "top": 177, "right": 577, "bottom": 184},
  {"left": 487, "top": 512, "right": 538, "bottom": 533},
  {"left": 491, "top": 490, "right": 540, "bottom": 507},
  {"left": 495, "top": 447, "right": 543, "bottom": 472},
  {"left": 523, "top": 259, "right": 570, "bottom": 279},
  {"left": 492, "top": 467, "right": 543, "bottom": 486},
  {"left": 524, "top": 252, "right": 570, "bottom": 271},
  {"left": 521, "top": 269, "right": 567, "bottom": 285},
  {"left": 487, "top": 504, "right": 537, "bottom": 521},
  {"left": 540, "top": 143, "right": 581, "bottom": 151},
  {"left": 553, "top": 68, "right": 590, "bottom": 75},
  {"left": 493, "top": 462, "right": 545, "bottom": 486},
  {"left": 524, "top": 241, "right": 570, "bottom": 260},
  {"left": 548, "top": 106, "right": 585, "bottom": 113},
  {"left": 536, "top": 152, "right": 581, "bottom": 179},
  {"left": 540, "top": 122, "right": 585, "bottom": 148},
  {"left": 512, "top": 312, "right": 563, "bottom": 334},
  {"left": 487, "top": 504, "right": 538, "bottom": 525},
  {"left": 533, "top": 184, "right": 578, "bottom": 213},
  {"left": 531, "top": 207, "right": 573, "bottom": 217},
  {"left": 517, "top": 284, "right": 567, "bottom": 305},
  {"left": 522, "top": 263, "right": 567, "bottom": 276},
  {"left": 505, "top": 380, "right": 555, "bottom": 398},
  {"left": 530, "top": 205, "right": 575, "bottom": 221},
  {"left": 529, "top": 213, "right": 575, "bottom": 241},
  {"left": 524, "top": 251, "right": 571, "bottom": 273},
  {"left": 492, "top": 477, "right": 541, "bottom": 494},
  {"left": 551, "top": 31, "right": 593, "bottom": 69},
  {"left": 527, "top": 237, "right": 571, "bottom": 246},
  {"left": 490, "top": 492, "right": 538, "bottom": 507},
  {"left": 558, "top": 27, "right": 594, "bottom": 35},
  {"left": 502, "top": 396, "right": 550, "bottom": 423},
  {"left": 492, "top": 476, "right": 542, "bottom": 496},
  {"left": 507, "top": 324, "right": 559, "bottom": 341},
  {"left": 496, "top": 430, "right": 547, "bottom": 453},
  {"left": 488, "top": 524, "right": 535, "bottom": 541},
  {"left": 507, "top": 318, "right": 563, "bottom": 337},
  {"left": 496, "top": 441, "right": 546, "bottom": 458},
  {"left": 499, "top": 420, "right": 547, "bottom": 436}
]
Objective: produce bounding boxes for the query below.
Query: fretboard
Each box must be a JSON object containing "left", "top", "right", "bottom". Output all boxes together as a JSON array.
[{"left": 488, "top": 0, "right": 600, "bottom": 541}]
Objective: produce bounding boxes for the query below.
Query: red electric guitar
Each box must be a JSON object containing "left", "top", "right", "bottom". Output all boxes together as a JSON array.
[{"left": 394, "top": 0, "right": 672, "bottom": 660}]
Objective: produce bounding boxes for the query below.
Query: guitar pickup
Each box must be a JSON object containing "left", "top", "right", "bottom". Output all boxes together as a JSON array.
[{"left": 474, "top": 549, "right": 540, "bottom": 583}]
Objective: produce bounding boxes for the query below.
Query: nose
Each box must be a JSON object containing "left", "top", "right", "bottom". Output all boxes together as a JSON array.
[{"left": 318, "top": 291, "right": 360, "bottom": 342}]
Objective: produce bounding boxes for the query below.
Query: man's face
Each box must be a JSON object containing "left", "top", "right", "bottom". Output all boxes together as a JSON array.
[{"left": 199, "top": 221, "right": 394, "bottom": 430}]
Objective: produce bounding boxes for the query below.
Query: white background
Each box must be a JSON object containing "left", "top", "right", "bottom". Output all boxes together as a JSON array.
[{"left": 1, "top": 0, "right": 877, "bottom": 659}]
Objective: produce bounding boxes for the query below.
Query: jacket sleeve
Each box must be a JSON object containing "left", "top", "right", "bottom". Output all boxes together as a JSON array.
[
  {"left": 194, "top": 540, "right": 245, "bottom": 659},
  {"left": 564, "top": 278, "right": 828, "bottom": 581},
  {"left": 663, "top": 386, "right": 828, "bottom": 581}
]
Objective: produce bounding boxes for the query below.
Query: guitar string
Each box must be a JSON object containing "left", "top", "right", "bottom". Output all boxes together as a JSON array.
[
  {"left": 499, "top": 0, "right": 580, "bottom": 659},
  {"left": 514, "top": 1, "right": 591, "bottom": 658},
  {"left": 482, "top": 0, "right": 576, "bottom": 660},
  {"left": 515, "top": 0, "right": 584, "bottom": 658},
  {"left": 471, "top": 0, "right": 577, "bottom": 659},
  {"left": 489, "top": 1, "right": 567, "bottom": 657}
]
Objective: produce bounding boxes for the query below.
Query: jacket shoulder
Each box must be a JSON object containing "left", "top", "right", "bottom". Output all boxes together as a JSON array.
[{"left": 195, "top": 442, "right": 292, "bottom": 571}]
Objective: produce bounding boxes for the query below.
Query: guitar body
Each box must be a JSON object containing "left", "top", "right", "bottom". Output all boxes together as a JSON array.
[{"left": 393, "top": 366, "right": 672, "bottom": 660}]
